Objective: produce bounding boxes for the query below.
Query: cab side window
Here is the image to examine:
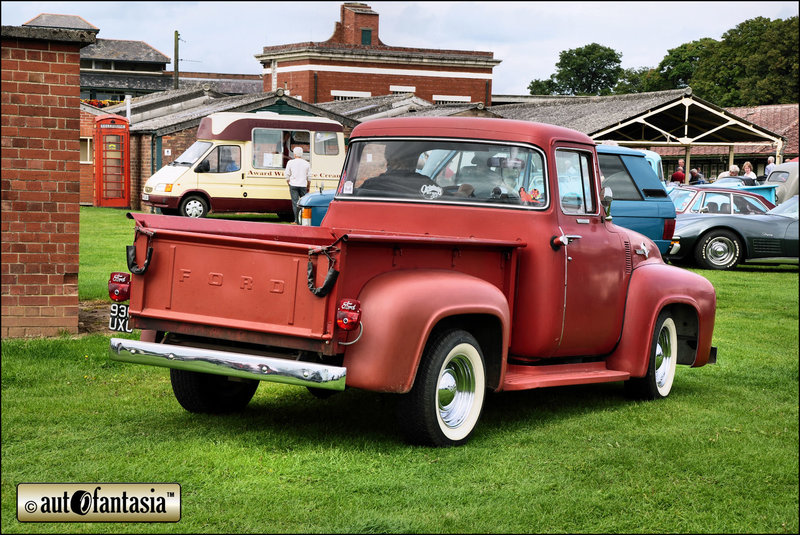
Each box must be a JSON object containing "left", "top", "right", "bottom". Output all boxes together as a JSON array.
[
  {"left": 198, "top": 145, "right": 240, "bottom": 173},
  {"left": 556, "top": 150, "right": 595, "bottom": 214}
]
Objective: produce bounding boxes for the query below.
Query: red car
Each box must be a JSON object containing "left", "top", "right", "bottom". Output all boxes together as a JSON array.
[{"left": 669, "top": 185, "right": 775, "bottom": 215}]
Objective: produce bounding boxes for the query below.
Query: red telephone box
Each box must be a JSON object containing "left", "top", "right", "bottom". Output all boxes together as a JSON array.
[{"left": 93, "top": 114, "right": 130, "bottom": 207}]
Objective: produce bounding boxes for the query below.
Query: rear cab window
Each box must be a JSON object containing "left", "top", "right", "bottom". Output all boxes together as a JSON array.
[{"left": 337, "top": 139, "right": 548, "bottom": 209}]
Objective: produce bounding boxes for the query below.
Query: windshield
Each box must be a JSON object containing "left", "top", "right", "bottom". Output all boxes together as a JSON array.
[
  {"left": 669, "top": 188, "right": 695, "bottom": 212},
  {"left": 768, "top": 195, "right": 798, "bottom": 218},
  {"left": 172, "top": 141, "right": 212, "bottom": 165},
  {"left": 337, "top": 139, "right": 547, "bottom": 207}
]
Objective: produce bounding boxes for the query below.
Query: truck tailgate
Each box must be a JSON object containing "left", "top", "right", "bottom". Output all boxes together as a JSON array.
[{"left": 127, "top": 213, "right": 340, "bottom": 343}]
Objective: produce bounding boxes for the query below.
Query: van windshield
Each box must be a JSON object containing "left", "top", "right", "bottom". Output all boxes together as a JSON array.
[{"left": 172, "top": 141, "right": 212, "bottom": 166}]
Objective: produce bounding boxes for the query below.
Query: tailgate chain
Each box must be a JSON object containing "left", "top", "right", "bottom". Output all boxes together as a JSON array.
[
  {"left": 127, "top": 226, "right": 154, "bottom": 275},
  {"left": 307, "top": 235, "right": 347, "bottom": 297}
]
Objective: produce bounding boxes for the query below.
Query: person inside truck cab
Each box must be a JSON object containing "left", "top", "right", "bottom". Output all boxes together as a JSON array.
[{"left": 358, "top": 143, "right": 436, "bottom": 195}]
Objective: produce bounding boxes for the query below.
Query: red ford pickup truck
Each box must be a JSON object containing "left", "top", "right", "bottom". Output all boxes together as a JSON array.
[{"left": 110, "top": 117, "right": 717, "bottom": 447}]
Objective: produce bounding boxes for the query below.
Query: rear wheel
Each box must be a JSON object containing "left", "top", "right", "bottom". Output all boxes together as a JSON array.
[
  {"left": 397, "top": 329, "right": 486, "bottom": 447},
  {"left": 694, "top": 229, "right": 742, "bottom": 270},
  {"left": 625, "top": 310, "right": 677, "bottom": 400},
  {"left": 179, "top": 195, "right": 209, "bottom": 218},
  {"left": 170, "top": 369, "right": 258, "bottom": 413}
]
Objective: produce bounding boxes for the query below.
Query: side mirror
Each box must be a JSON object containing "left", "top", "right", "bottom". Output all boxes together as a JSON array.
[
  {"left": 195, "top": 160, "right": 210, "bottom": 173},
  {"left": 601, "top": 187, "right": 613, "bottom": 220}
]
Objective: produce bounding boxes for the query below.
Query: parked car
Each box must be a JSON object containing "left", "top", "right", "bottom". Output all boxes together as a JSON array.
[
  {"left": 299, "top": 144, "right": 677, "bottom": 255},
  {"left": 668, "top": 185, "right": 775, "bottom": 215},
  {"left": 667, "top": 194, "right": 799, "bottom": 270},
  {"left": 763, "top": 161, "right": 799, "bottom": 204},
  {"left": 595, "top": 144, "right": 676, "bottom": 254},
  {"left": 714, "top": 176, "right": 759, "bottom": 187}
]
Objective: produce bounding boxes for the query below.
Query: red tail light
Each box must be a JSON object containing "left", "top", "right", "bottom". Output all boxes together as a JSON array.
[
  {"left": 336, "top": 299, "right": 361, "bottom": 330},
  {"left": 108, "top": 272, "right": 131, "bottom": 302},
  {"left": 663, "top": 218, "right": 676, "bottom": 240}
]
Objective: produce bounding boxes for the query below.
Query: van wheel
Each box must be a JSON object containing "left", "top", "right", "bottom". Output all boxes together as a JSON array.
[
  {"left": 170, "top": 369, "right": 258, "bottom": 413},
  {"left": 180, "top": 195, "right": 209, "bottom": 218},
  {"left": 625, "top": 310, "right": 677, "bottom": 400},
  {"left": 397, "top": 329, "right": 486, "bottom": 447}
]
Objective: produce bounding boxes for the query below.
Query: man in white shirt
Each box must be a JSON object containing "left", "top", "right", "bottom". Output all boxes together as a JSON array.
[
  {"left": 765, "top": 156, "right": 776, "bottom": 177},
  {"left": 285, "top": 146, "right": 311, "bottom": 221}
]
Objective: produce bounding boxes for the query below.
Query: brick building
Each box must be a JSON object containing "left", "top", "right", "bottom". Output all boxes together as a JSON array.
[
  {"left": 255, "top": 2, "right": 501, "bottom": 105},
  {"left": 1, "top": 23, "right": 96, "bottom": 338}
]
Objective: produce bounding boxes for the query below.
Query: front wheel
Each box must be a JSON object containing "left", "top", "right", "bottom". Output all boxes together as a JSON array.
[
  {"left": 397, "top": 329, "right": 486, "bottom": 447},
  {"left": 179, "top": 195, "right": 209, "bottom": 218},
  {"left": 694, "top": 229, "right": 742, "bottom": 270},
  {"left": 170, "top": 369, "right": 258, "bottom": 413},
  {"left": 625, "top": 310, "right": 678, "bottom": 400}
]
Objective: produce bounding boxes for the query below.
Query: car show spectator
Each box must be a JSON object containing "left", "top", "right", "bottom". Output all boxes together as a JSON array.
[
  {"left": 765, "top": 156, "right": 776, "bottom": 177},
  {"left": 689, "top": 168, "right": 706, "bottom": 184},
  {"left": 671, "top": 166, "right": 686, "bottom": 183},
  {"left": 717, "top": 165, "right": 740, "bottom": 180},
  {"left": 742, "top": 161, "right": 757, "bottom": 179}
]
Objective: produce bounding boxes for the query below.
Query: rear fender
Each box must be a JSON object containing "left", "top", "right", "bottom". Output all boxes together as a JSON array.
[
  {"left": 342, "top": 269, "right": 510, "bottom": 393},
  {"left": 606, "top": 263, "right": 716, "bottom": 377}
]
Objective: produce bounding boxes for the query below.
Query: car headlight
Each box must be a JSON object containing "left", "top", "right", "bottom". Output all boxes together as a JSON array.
[{"left": 154, "top": 183, "right": 174, "bottom": 193}]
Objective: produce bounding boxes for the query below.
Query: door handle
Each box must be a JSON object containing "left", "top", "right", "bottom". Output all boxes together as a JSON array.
[{"left": 550, "top": 234, "right": 582, "bottom": 250}]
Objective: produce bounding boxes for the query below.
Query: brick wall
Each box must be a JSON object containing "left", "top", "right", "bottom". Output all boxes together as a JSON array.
[
  {"left": 1, "top": 27, "right": 94, "bottom": 338},
  {"left": 266, "top": 60, "right": 492, "bottom": 105}
]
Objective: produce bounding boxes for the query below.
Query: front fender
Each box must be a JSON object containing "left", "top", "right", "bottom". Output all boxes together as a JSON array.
[
  {"left": 342, "top": 269, "right": 510, "bottom": 393},
  {"left": 606, "top": 263, "right": 716, "bottom": 377}
]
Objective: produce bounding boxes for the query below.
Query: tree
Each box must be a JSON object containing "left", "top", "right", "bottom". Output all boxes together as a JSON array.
[
  {"left": 552, "top": 43, "right": 623, "bottom": 95},
  {"left": 657, "top": 38, "right": 718, "bottom": 89},
  {"left": 527, "top": 77, "right": 559, "bottom": 95},
  {"left": 691, "top": 16, "right": 799, "bottom": 106},
  {"left": 613, "top": 67, "right": 669, "bottom": 94}
]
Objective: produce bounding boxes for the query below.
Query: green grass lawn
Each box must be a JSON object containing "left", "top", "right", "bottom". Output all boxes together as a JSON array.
[{"left": 2, "top": 207, "right": 798, "bottom": 533}]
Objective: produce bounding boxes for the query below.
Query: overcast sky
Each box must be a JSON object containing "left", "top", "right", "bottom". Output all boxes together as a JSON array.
[{"left": 2, "top": 1, "right": 797, "bottom": 95}]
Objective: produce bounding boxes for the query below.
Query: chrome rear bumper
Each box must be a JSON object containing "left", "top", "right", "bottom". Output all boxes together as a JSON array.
[{"left": 109, "top": 338, "right": 346, "bottom": 391}]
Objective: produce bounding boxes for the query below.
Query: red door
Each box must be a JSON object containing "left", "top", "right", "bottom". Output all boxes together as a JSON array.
[{"left": 94, "top": 115, "right": 130, "bottom": 207}]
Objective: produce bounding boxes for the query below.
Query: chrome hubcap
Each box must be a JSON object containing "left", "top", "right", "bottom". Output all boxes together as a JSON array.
[
  {"left": 707, "top": 237, "right": 735, "bottom": 266},
  {"left": 437, "top": 353, "right": 476, "bottom": 429},
  {"left": 654, "top": 324, "right": 674, "bottom": 388}
]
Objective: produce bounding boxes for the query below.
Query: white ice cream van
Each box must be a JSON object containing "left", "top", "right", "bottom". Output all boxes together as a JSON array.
[{"left": 141, "top": 112, "right": 346, "bottom": 218}]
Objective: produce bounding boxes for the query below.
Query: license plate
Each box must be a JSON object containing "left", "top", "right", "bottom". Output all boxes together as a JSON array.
[
  {"left": 109, "top": 303, "right": 133, "bottom": 333},
  {"left": 141, "top": 193, "right": 149, "bottom": 201}
]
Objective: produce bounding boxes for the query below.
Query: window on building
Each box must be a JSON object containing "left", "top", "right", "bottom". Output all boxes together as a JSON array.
[
  {"left": 433, "top": 95, "right": 471, "bottom": 105},
  {"left": 80, "top": 138, "right": 93, "bottom": 163},
  {"left": 331, "top": 90, "right": 371, "bottom": 101},
  {"left": 361, "top": 29, "right": 372, "bottom": 45},
  {"left": 390, "top": 85, "right": 416, "bottom": 94}
]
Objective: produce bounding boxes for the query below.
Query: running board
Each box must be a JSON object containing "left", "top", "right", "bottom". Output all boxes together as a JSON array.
[{"left": 502, "top": 362, "right": 630, "bottom": 391}]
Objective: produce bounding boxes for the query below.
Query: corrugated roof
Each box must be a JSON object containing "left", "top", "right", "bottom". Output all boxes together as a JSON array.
[
  {"left": 81, "top": 38, "right": 169, "bottom": 63},
  {"left": 490, "top": 90, "right": 688, "bottom": 134}
]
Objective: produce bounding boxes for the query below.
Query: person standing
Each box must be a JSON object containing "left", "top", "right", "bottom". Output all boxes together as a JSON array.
[
  {"left": 671, "top": 166, "right": 685, "bottom": 183},
  {"left": 285, "top": 146, "right": 311, "bottom": 221},
  {"left": 765, "top": 156, "right": 776, "bottom": 177},
  {"left": 741, "top": 161, "right": 757, "bottom": 179}
]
